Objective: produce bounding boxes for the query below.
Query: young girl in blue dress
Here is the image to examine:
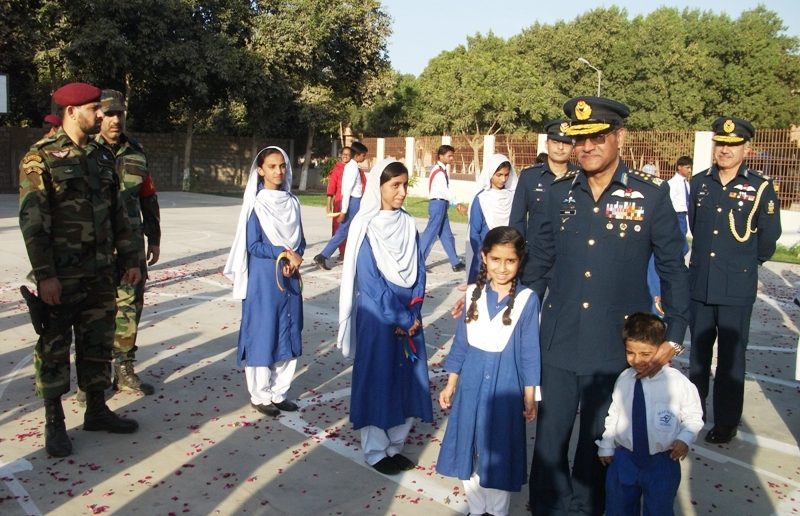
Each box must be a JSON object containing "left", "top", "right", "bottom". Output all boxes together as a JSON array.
[
  {"left": 467, "top": 154, "right": 517, "bottom": 283},
  {"left": 437, "top": 226, "right": 540, "bottom": 516},
  {"left": 338, "top": 159, "right": 433, "bottom": 476},
  {"left": 224, "top": 146, "right": 305, "bottom": 417}
]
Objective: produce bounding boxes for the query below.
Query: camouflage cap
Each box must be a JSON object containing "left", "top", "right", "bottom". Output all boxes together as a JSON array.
[{"left": 101, "top": 89, "right": 126, "bottom": 114}]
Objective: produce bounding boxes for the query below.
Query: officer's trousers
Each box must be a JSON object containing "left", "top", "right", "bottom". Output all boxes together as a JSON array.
[
  {"left": 420, "top": 199, "right": 459, "bottom": 266},
  {"left": 113, "top": 279, "right": 144, "bottom": 361},
  {"left": 34, "top": 275, "right": 116, "bottom": 399},
  {"left": 530, "top": 364, "right": 618, "bottom": 516},
  {"left": 689, "top": 300, "right": 752, "bottom": 427}
]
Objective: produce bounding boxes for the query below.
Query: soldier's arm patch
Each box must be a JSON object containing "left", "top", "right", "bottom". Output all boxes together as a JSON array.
[{"left": 21, "top": 153, "right": 45, "bottom": 175}]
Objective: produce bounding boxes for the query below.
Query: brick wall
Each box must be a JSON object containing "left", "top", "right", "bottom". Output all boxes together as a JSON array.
[{"left": 0, "top": 127, "right": 294, "bottom": 193}]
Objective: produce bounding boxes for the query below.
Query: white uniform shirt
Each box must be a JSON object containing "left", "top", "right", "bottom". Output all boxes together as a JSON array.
[
  {"left": 428, "top": 161, "right": 453, "bottom": 202},
  {"left": 340, "top": 159, "right": 363, "bottom": 214},
  {"left": 667, "top": 173, "right": 691, "bottom": 213},
  {"left": 596, "top": 366, "right": 704, "bottom": 457}
]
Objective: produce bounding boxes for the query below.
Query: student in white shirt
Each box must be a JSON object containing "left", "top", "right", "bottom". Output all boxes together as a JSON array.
[
  {"left": 314, "top": 141, "right": 368, "bottom": 270},
  {"left": 667, "top": 155, "right": 693, "bottom": 256},
  {"left": 597, "top": 312, "right": 704, "bottom": 516},
  {"left": 419, "top": 144, "right": 467, "bottom": 272}
]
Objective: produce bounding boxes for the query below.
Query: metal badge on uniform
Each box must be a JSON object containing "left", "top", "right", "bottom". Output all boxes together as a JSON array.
[
  {"left": 767, "top": 200, "right": 775, "bottom": 215},
  {"left": 634, "top": 224, "right": 641, "bottom": 232},
  {"left": 605, "top": 201, "right": 645, "bottom": 221},
  {"left": 535, "top": 183, "right": 544, "bottom": 192},
  {"left": 49, "top": 149, "right": 69, "bottom": 159},
  {"left": 611, "top": 188, "right": 644, "bottom": 199},
  {"left": 560, "top": 195, "right": 577, "bottom": 216}
]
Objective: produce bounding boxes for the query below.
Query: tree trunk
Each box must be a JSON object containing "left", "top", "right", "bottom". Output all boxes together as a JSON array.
[
  {"left": 182, "top": 114, "right": 195, "bottom": 191},
  {"left": 299, "top": 124, "right": 315, "bottom": 191}
]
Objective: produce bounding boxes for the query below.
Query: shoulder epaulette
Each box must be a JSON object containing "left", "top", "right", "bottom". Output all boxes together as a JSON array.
[
  {"left": 553, "top": 170, "right": 578, "bottom": 184},
  {"left": 125, "top": 135, "right": 144, "bottom": 152},
  {"left": 747, "top": 168, "right": 771, "bottom": 181},
  {"left": 30, "top": 135, "right": 57, "bottom": 150},
  {"left": 629, "top": 169, "right": 665, "bottom": 187}
]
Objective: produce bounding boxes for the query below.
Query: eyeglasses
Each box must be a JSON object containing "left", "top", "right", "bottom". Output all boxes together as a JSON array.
[{"left": 573, "top": 130, "right": 617, "bottom": 147}]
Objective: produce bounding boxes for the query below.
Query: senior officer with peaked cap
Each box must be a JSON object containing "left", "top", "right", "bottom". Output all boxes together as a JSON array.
[
  {"left": 688, "top": 116, "right": 781, "bottom": 445},
  {"left": 510, "top": 119, "right": 577, "bottom": 290},
  {"left": 526, "top": 96, "right": 690, "bottom": 515}
]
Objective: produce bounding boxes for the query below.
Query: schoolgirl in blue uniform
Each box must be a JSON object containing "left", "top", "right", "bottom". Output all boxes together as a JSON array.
[{"left": 437, "top": 226, "right": 540, "bottom": 516}]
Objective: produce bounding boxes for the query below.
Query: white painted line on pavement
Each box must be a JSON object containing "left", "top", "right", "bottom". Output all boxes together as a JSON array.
[
  {"left": 0, "top": 459, "right": 40, "bottom": 516},
  {"left": 692, "top": 443, "right": 800, "bottom": 488}
]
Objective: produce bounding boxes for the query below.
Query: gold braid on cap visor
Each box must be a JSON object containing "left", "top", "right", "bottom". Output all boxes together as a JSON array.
[
  {"left": 713, "top": 134, "right": 746, "bottom": 143},
  {"left": 564, "top": 122, "right": 612, "bottom": 136}
]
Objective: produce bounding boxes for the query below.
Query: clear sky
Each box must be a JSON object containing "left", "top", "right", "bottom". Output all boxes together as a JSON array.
[{"left": 383, "top": 0, "right": 800, "bottom": 76}]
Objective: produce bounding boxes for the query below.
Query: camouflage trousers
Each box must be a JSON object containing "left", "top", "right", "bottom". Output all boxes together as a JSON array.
[
  {"left": 34, "top": 275, "right": 116, "bottom": 399},
  {"left": 113, "top": 278, "right": 144, "bottom": 361}
]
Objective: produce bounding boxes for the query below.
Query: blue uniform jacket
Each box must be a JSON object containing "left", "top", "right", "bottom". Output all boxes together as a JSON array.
[
  {"left": 528, "top": 161, "right": 690, "bottom": 374},
  {"left": 688, "top": 164, "right": 781, "bottom": 306},
  {"left": 510, "top": 162, "right": 578, "bottom": 288}
]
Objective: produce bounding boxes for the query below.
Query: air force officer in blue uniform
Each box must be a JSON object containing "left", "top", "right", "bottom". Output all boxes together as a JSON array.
[
  {"left": 527, "top": 97, "right": 690, "bottom": 515},
  {"left": 688, "top": 116, "right": 781, "bottom": 444}
]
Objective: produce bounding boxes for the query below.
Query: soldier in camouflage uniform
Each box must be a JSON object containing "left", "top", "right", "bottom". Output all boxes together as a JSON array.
[
  {"left": 94, "top": 89, "right": 160, "bottom": 396},
  {"left": 18, "top": 82, "right": 142, "bottom": 458}
]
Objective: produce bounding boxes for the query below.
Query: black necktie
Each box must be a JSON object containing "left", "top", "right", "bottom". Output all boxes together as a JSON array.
[{"left": 632, "top": 378, "right": 650, "bottom": 467}]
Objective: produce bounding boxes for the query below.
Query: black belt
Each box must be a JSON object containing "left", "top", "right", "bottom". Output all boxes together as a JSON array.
[{"left": 430, "top": 198, "right": 448, "bottom": 202}]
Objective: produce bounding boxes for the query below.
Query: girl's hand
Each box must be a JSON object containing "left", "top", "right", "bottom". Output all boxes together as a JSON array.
[
  {"left": 523, "top": 386, "right": 537, "bottom": 422},
  {"left": 337, "top": 213, "right": 346, "bottom": 223},
  {"left": 283, "top": 249, "right": 303, "bottom": 269},
  {"left": 439, "top": 385, "right": 455, "bottom": 410},
  {"left": 439, "top": 374, "right": 459, "bottom": 410},
  {"left": 282, "top": 264, "right": 296, "bottom": 278},
  {"left": 599, "top": 456, "right": 613, "bottom": 466},
  {"left": 394, "top": 326, "right": 406, "bottom": 336}
]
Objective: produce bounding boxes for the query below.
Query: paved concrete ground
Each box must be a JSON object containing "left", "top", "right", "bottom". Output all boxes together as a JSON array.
[{"left": 0, "top": 191, "right": 797, "bottom": 515}]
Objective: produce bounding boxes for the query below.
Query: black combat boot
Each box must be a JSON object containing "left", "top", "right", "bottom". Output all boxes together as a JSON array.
[
  {"left": 44, "top": 398, "right": 72, "bottom": 457},
  {"left": 83, "top": 390, "right": 139, "bottom": 433},
  {"left": 113, "top": 361, "right": 155, "bottom": 395}
]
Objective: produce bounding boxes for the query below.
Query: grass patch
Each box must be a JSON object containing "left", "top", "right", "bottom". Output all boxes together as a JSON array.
[
  {"left": 771, "top": 243, "right": 800, "bottom": 264},
  {"left": 294, "top": 191, "right": 467, "bottom": 223}
]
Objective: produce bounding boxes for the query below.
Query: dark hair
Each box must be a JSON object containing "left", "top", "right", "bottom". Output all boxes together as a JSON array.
[
  {"left": 496, "top": 161, "right": 511, "bottom": 173},
  {"left": 623, "top": 312, "right": 666, "bottom": 346},
  {"left": 350, "top": 141, "right": 368, "bottom": 155},
  {"left": 256, "top": 147, "right": 284, "bottom": 168},
  {"left": 380, "top": 161, "right": 408, "bottom": 185},
  {"left": 535, "top": 152, "right": 548, "bottom": 164},
  {"left": 676, "top": 155, "right": 692, "bottom": 167},
  {"left": 341, "top": 146, "right": 352, "bottom": 154},
  {"left": 465, "top": 226, "right": 526, "bottom": 326},
  {"left": 437, "top": 144, "right": 455, "bottom": 157}
]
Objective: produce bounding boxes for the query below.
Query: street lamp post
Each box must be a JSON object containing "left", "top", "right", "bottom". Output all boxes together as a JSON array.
[{"left": 577, "top": 57, "right": 602, "bottom": 96}]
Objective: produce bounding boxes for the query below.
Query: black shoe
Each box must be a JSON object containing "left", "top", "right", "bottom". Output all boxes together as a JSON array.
[
  {"left": 452, "top": 262, "right": 466, "bottom": 272},
  {"left": 251, "top": 402, "right": 280, "bottom": 417},
  {"left": 113, "top": 362, "right": 155, "bottom": 395},
  {"left": 272, "top": 400, "right": 299, "bottom": 412},
  {"left": 44, "top": 398, "right": 72, "bottom": 457},
  {"left": 704, "top": 425, "right": 738, "bottom": 444},
  {"left": 314, "top": 254, "right": 331, "bottom": 270},
  {"left": 83, "top": 391, "right": 138, "bottom": 434},
  {"left": 389, "top": 454, "right": 415, "bottom": 471},
  {"left": 371, "top": 456, "right": 402, "bottom": 475}
]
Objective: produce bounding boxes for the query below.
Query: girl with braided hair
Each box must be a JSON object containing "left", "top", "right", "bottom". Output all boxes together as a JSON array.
[{"left": 436, "top": 226, "right": 541, "bottom": 516}]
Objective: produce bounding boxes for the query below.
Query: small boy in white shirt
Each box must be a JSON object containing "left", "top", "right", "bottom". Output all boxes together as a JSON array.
[{"left": 597, "top": 312, "right": 704, "bottom": 515}]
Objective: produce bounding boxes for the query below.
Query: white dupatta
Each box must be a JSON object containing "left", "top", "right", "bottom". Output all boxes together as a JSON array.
[
  {"left": 476, "top": 153, "right": 518, "bottom": 229},
  {"left": 337, "top": 159, "right": 418, "bottom": 359},
  {"left": 223, "top": 146, "right": 301, "bottom": 300}
]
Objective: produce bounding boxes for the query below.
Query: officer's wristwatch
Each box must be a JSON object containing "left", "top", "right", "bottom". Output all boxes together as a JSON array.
[{"left": 667, "top": 341, "right": 685, "bottom": 356}]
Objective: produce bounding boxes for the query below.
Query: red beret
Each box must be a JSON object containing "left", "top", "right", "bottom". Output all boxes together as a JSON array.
[
  {"left": 43, "top": 114, "right": 62, "bottom": 126},
  {"left": 52, "top": 82, "right": 101, "bottom": 108}
]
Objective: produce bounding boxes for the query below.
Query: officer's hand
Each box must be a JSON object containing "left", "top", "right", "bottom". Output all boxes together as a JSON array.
[
  {"left": 636, "top": 341, "right": 675, "bottom": 379},
  {"left": 147, "top": 244, "right": 160, "bottom": 266},
  {"left": 39, "top": 277, "right": 62, "bottom": 305},
  {"left": 122, "top": 267, "right": 142, "bottom": 287}
]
